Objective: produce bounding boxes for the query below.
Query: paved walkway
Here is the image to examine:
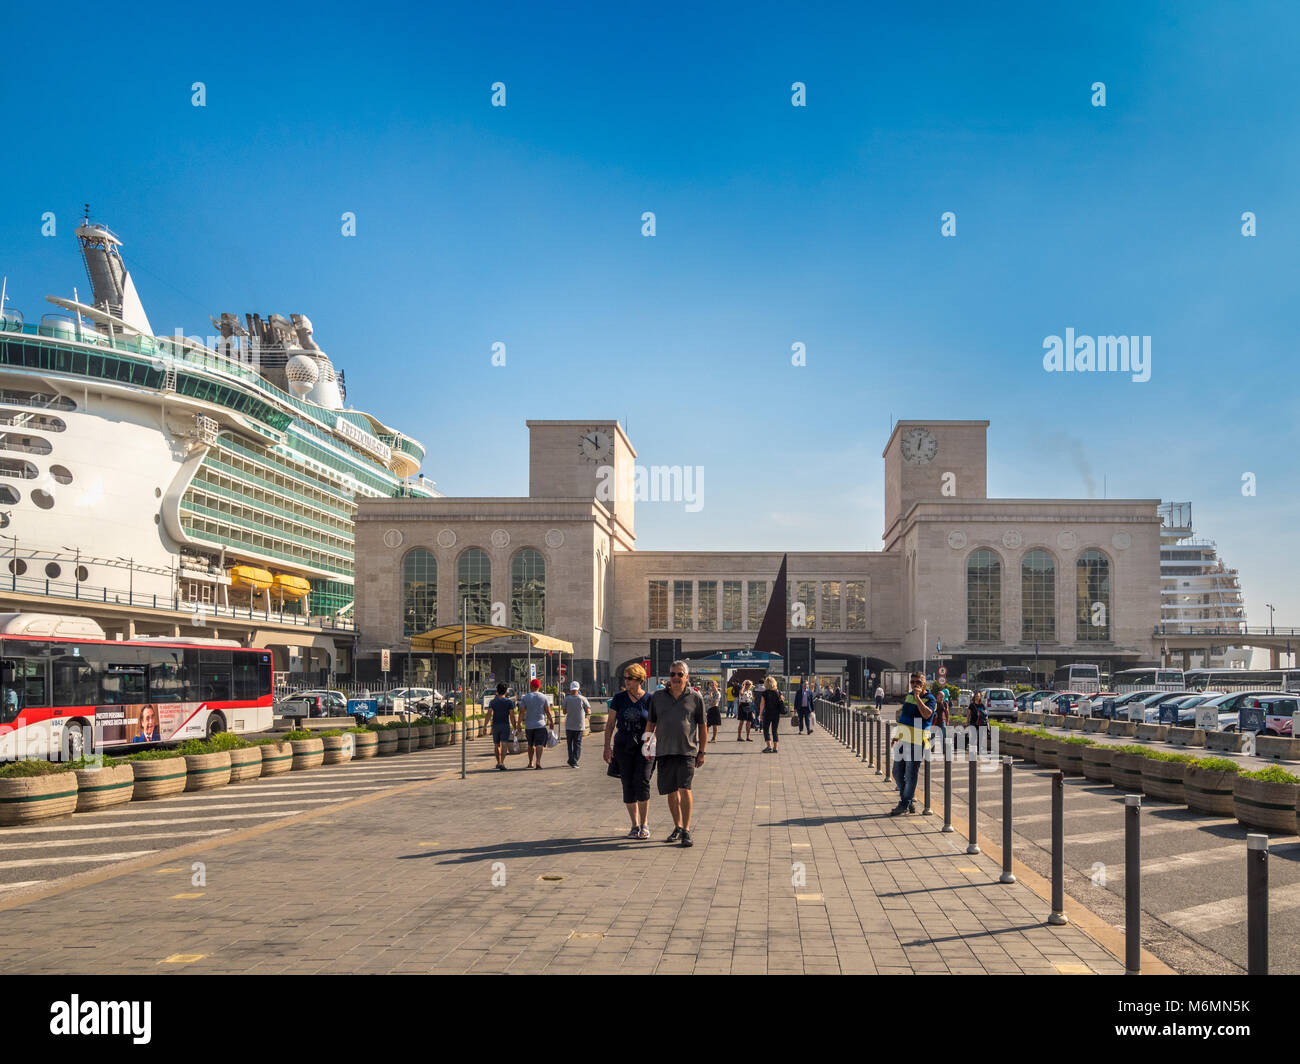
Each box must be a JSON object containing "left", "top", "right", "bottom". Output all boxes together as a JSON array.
[{"left": 2, "top": 725, "right": 1128, "bottom": 974}]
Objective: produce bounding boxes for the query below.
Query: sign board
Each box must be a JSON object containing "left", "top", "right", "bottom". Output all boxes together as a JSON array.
[
  {"left": 1158, "top": 703, "right": 1180, "bottom": 725},
  {"left": 558, "top": 664, "right": 567, "bottom": 678},
  {"left": 937, "top": 666, "right": 947, "bottom": 681},
  {"left": 529, "top": 663, "right": 537, "bottom": 680},
  {"left": 1129, "top": 702, "right": 1146, "bottom": 723},
  {"left": 380, "top": 649, "right": 390, "bottom": 673},
  {"left": 1238, "top": 706, "right": 1265, "bottom": 735},
  {"left": 642, "top": 659, "right": 651, "bottom": 675},
  {"left": 721, "top": 651, "right": 772, "bottom": 668},
  {"left": 1196, "top": 705, "right": 1219, "bottom": 731}
]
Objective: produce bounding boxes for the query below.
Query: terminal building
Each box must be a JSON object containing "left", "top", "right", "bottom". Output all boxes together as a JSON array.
[{"left": 353, "top": 419, "right": 1166, "bottom": 694}]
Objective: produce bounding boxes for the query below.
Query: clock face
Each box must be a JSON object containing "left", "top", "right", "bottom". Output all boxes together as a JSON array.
[
  {"left": 579, "top": 429, "right": 613, "bottom": 463},
  {"left": 900, "top": 427, "right": 938, "bottom": 465}
]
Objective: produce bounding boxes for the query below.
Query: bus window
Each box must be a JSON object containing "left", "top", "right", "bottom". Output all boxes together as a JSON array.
[
  {"left": 200, "top": 666, "right": 232, "bottom": 702},
  {"left": 101, "top": 667, "right": 146, "bottom": 705},
  {"left": 1, "top": 659, "right": 19, "bottom": 722},
  {"left": 149, "top": 661, "right": 187, "bottom": 702},
  {"left": 18, "top": 658, "right": 46, "bottom": 708},
  {"left": 233, "top": 659, "right": 259, "bottom": 701},
  {"left": 52, "top": 656, "right": 97, "bottom": 707}
]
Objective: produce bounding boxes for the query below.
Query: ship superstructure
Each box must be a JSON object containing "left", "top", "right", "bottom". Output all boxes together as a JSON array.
[{"left": 1158, "top": 501, "right": 1249, "bottom": 667}]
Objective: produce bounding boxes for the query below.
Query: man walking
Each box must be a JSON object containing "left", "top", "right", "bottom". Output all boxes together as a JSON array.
[
  {"left": 520, "top": 678, "right": 554, "bottom": 770},
  {"left": 889, "top": 672, "right": 935, "bottom": 816},
  {"left": 488, "top": 682, "right": 518, "bottom": 771},
  {"left": 875, "top": 683, "right": 885, "bottom": 712},
  {"left": 647, "top": 660, "right": 707, "bottom": 847},
  {"left": 563, "top": 681, "right": 590, "bottom": 767},
  {"left": 794, "top": 681, "right": 815, "bottom": 734}
]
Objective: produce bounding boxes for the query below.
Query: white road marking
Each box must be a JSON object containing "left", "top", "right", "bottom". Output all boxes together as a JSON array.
[
  {"left": 0, "top": 811, "right": 305, "bottom": 836},
  {"left": 1161, "top": 882, "right": 1300, "bottom": 935},
  {"left": 0, "top": 850, "right": 159, "bottom": 870},
  {"left": 1030, "top": 817, "right": 1235, "bottom": 847},
  {"left": 1104, "top": 844, "right": 1242, "bottom": 881},
  {"left": 0, "top": 829, "right": 232, "bottom": 853}
]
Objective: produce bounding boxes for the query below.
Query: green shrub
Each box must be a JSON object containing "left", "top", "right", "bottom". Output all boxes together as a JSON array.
[
  {"left": 119, "top": 748, "right": 185, "bottom": 761},
  {"left": 67, "top": 755, "right": 121, "bottom": 770},
  {"left": 1142, "top": 750, "right": 1194, "bottom": 763},
  {"left": 414, "top": 717, "right": 433, "bottom": 726},
  {"left": 346, "top": 726, "right": 372, "bottom": 735},
  {"left": 281, "top": 730, "right": 314, "bottom": 741},
  {"left": 0, "top": 759, "right": 73, "bottom": 778},
  {"left": 253, "top": 736, "right": 290, "bottom": 746},
  {"left": 1062, "top": 736, "right": 1096, "bottom": 746},
  {"left": 316, "top": 729, "right": 343, "bottom": 738},
  {"left": 204, "top": 732, "right": 251, "bottom": 752},
  {"left": 1240, "top": 766, "right": 1300, "bottom": 785},
  {"left": 1111, "top": 745, "right": 1154, "bottom": 757},
  {"left": 1189, "top": 757, "right": 1241, "bottom": 774}
]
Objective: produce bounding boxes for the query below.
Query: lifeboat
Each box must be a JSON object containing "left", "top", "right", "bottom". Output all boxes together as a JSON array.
[
  {"left": 272, "top": 573, "right": 311, "bottom": 600},
  {"left": 228, "top": 565, "right": 273, "bottom": 592}
]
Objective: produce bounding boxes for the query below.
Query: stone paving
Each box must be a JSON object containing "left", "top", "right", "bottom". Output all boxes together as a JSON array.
[{"left": 2, "top": 723, "right": 1126, "bottom": 974}]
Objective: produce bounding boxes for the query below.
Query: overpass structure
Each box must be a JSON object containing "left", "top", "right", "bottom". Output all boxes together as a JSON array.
[{"left": 1155, "top": 625, "right": 1300, "bottom": 669}]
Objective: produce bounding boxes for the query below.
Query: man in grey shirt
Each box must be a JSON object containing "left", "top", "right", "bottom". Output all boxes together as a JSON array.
[
  {"left": 563, "top": 681, "right": 590, "bottom": 768},
  {"left": 519, "top": 678, "right": 554, "bottom": 770},
  {"left": 647, "top": 660, "right": 707, "bottom": 847}
]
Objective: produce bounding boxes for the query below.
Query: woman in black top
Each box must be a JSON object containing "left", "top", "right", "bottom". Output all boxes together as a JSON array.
[
  {"left": 603, "top": 662, "right": 654, "bottom": 839},
  {"left": 760, "top": 676, "right": 786, "bottom": 754}
]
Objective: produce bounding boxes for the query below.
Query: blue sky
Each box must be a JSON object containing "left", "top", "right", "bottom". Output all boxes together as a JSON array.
[{"left": 3, "top": 0, "right": 1298, "bottom": 633}]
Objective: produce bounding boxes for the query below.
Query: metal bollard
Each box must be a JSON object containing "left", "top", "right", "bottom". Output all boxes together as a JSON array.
[
  {"left": 922, "top": 746, "right": 932, "bottom": 814},
  {"left": 1000, "top": 756, "right": 1016, "bottom": 883},
  {"left": 1049, "top": 771, "right": 1068, "bottom": 925},
  {"left": 942, "top": 737, "right": 954, "bottom": 832},
  {"left": 868, "top": 717, "right": 875, "bottom": 768},
  {"left": 883, "top": 723, "right": 893, "bottom": 784},
  {"left": 1124, "top": 795, "right": 1141, "bottom": 974},
  {"left": 1247, "top": 834, "right": 1268, "bottom": 975},
  {"left": 966, "top": 758, "right": 980, "bottom": 854}
]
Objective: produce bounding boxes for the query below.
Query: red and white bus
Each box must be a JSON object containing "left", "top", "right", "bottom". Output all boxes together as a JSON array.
[{"left": 0, "top": 613, "right": 273, "bottom": 761}]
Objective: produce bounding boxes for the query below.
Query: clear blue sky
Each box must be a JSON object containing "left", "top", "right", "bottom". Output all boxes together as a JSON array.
[{"left": 4, "top": 0, "right": 1298, "bottom": 634}]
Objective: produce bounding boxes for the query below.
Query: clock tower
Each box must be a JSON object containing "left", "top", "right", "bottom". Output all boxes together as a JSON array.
[
  {"left": 882, "top": 420, "right": 988, "bottom": 549},
  {"left": 527, "top": 420, "right": 637, "bottom": 548}
]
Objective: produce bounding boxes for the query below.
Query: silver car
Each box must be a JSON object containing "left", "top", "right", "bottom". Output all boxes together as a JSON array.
[{"left": 980, "top": 688, "right": 1017, "bottom": 720}]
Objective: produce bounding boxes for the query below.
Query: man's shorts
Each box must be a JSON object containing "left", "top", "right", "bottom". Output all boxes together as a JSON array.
[
  {"left": 492, "top": 723, "right": 512, "bottom": 744},
  {"left": 656, "top": 753, "right": 695, "bottom": 795},
  {"left": 527, "top": 727, "right": 549, "bottom": 748}
]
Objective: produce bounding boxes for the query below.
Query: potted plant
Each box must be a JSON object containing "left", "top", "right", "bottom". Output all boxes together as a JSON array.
[
  {"left": 177, "top": 738, "right": 233, "bottom": 791},
  {"left": 350, "top": 725, "right": 379, "bottom": 759},
  {"left": 0, "top": 759, "right": 79, "bottom": 825},
  {"left": 72, "top": 755, "right": 134, "bottom": 812},
  {"left": 254, "top": 736, "right": 295, "bottom": 776},
  {"left": 1185, "top": 756, "right": 1240, "bottom": 816},
  {"left": 434, "top": 715, "right": 453, "bottom": 747},
  {"left": 414, "top": 716, "right": 435, "bottom": 749},
  {"left": 1032, "top": 729, "right": 1063, "bottom": 769},
  {"left": 1057, "top": 735, "right": 1094, "bottom": 776},
  {"left": 1081, "top": 743, "right": 1116, "bottom": 783},
  {"left": 210, "top": 732, "right": 264, "bottom": 783},
  {"left": 1234, "top": 766, "right": 1300, "bottom": 833},
  {"left": 1109, "top": 745, "right": 1152, "bottom": 794},
  {"left": 122, "top": 748, "right": 189, "bottom": 800},
  {"left": 283, "top": 729, "right": 325, "bottom": 770},
  {"left": 376, "top": 722, "right": 400, "bottom": 756},
  {"left": 1139, "top": 750, "right": 1195, "bottom": 803},
  {"left": 317, "top": 728, "right": 354, "bottom": 765}
]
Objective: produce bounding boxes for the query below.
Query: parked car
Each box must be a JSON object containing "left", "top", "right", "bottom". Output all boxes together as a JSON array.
[
  {"left": 1137, "top": 690, "right": 1201, "bottom": 723},
  {"left": 276, "top": 693, "right": 331, "bottom": 719},
  {"left": 980, "top": 688, "right": 1017, "bottom": 720},
  {"left": 1241, "top": 695, "right": 1300, "bottom": 736},
  {"left": 1098, "top": 689, "right": 1159, "bottom": 718},
  {"left": 1045, "top": 691, "right": 1088, "bottom": 715},
  {"left": 1194, "top": 690, "right": 1281, "bottom": 732},
  {"left": 1018, "top": 689, "right": 1057, "bottom": 712},
  {"left": 378, "top": 688, "right": 441, "bottom": 716}
]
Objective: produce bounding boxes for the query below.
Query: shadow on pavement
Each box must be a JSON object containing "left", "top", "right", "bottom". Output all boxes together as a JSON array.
[{"left": 402, "top": 836, "right": 645, "bottom": 863}]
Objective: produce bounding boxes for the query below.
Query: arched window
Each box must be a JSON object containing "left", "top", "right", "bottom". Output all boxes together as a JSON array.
[
  {"left": 457, "top": 548, "right": 491, "bottom": 623},
  {"left": 1021, "top": 550, "right": 1055, "bottom": 642},
  {"left": 402, "top": 549, "right": 437, "bottom": 636},
  {"left": 511, "top": 548, "right": 545, "bottom": 631},
  {"left": 966, "top": 549, "right": 1001, "bottom": 642},
  {"left": 1076, "top": 549, "right": 1111, "bottom": 641}
]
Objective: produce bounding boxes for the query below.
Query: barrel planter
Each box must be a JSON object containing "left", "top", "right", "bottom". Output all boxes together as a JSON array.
[
  {"left": 1234, "top": 776, "right": 1300, "bottom": 833},
  {"left": 434, "top": 721, "right": 452, "bottom": 746},
  {"left": 0, "top": 770, "right": 79, "bottom": 825},
  {"left": 1110, "top": 752, "right": 1148, "bottom": 794},
  {"left": 1033, "top": 737, "right": 1062, "bottom": 769},
  {"left": 1082, "top": 718, "right": 1107, "bottom": 734},
  {"left": 1136, "top": 724, "right": 1169, "bottom": 743},
  {"left": 449, "top": 721, "right": 464, "bottom": 745},
  {"left": 184, "top": 751, "right": 232, "bottom": 791},
  {"left": 321, "top": 733, "right": 353, "bottom": 765},
  {"left": 1057, "top": 741, "right": 1088, "bottom": 776},
  {"left": 1081, "top": 745, "right": 1115, "bottom": 783},
  {"left": 395, "top": 727, "right": 418, "bottom": 754},
  {"left": 259, "top": 741, "right": 294, "bottom": 776},
  {"left": 1019, "top": 736, "right": 1041, "bottom": 764},
  {"left": 1167, "top": 727, "right": 1205, "bottom": 748},
  {"left": 228, "top": 745, "right": 263, "bottom": 783},
  {"left": 1185, "top": 764, "right": 1238, "bottom": 816},
  {"left": 997, "top": 731, "right": 1022, "bottom": 759},
  {"left": 589, "top": 713, "right": 608, "bottom": 735},
  {"left": 290, "top": 737, "right": 325, "bottom": 770},
  {"left": 417, "top": 724, "right": 435, "bottom": 749},
  {"left": 130, "top": 757, "right": 188, "bottom": 800},
  {"left": 74, "top": 763, "right": 134, "bottom": 811},
  {"left": 1108, "top": 721, "right": 1137, "bottom": 738},
  {"left": 377, "top": 730, "right": 400, "bottom": 756},
  {"left": 1255, "top": 736, "right": 1300, "bottom": 762},
  {"left": 352, "top": 731, "right": 379, "bottom": 759},
  {"left": 1140, "top": 758, "right": 1189, "bottom": 803}
]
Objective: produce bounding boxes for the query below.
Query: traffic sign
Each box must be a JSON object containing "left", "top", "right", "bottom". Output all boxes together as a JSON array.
[
  {"left": 529, "top": 663, "right": 537, "bottom": 680},
  {"left": 937, "top": 666, "right": 947, "bottom": 680},
  {"left": 558, "top": 663, "right": 567, "bottom": 678},
  {"left": 381, "top": 649, "right": 390, "bottom": 673}
]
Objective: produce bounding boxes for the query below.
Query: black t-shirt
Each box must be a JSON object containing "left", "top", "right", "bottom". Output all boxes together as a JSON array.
[
  {"left": 760, "top": 688, "right": 785, "bottom": 717},
  {"left": 489, "top": 697, "right": 515, "bottom": 727},
  {"left": 609, "top": 690, "right": 652, "bottom": 750}
]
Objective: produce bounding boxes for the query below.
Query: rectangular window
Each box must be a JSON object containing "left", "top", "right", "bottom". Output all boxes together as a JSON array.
[
  {"left": 648, "top": 581, "right": 668, "bottom": 630},
  {"left": 747, "top": 581, "right": 768, "bottom": 630},
  {"left": 792, "top": 581, "right": 817, "bottom": 629},
  {"left": 722, "top": 581, "right": 742, "bottom": 631},
  {"left": 846, "top": 582, "right": 867, "bottom": 629},
  {"left": 52, "top": 656, "right": 97, "bottom": 707},
  {"left": 673, "top": 580, "right": 693, "bottom": 630},
  {"left": 821, "top": 581, "right": 841, "bottom": 629},
  {"left": 697, "top": 581, "right": 717, "bottom": 630}
]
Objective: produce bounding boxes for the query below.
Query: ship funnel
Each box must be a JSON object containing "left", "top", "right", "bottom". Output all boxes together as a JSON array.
[{"left": 75, "top": 213, "right": 155, "bottom": 337}]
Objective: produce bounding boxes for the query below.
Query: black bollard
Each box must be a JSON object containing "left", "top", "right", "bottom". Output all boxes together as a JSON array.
[
  {"left": 966, "top": 757, "right": 980, "bottom": 854},
  {"left": 942, "top": 736, "right": 954, "bottom": 833},
  {"left": 1049, "top": 771, "right": 1067, "bottom": 925},
  {"left": 1000, "top": 756, "right": 1016, "bottom": 883},
  {"left": 922, "top": 745, "right": 932, "bottom": 815},
  {"left": 1247, "top": 834, "right": 1268, "bottom": 976},
  {"left": 1124, "top": 795, "right": 1140, "bottom": 974}
]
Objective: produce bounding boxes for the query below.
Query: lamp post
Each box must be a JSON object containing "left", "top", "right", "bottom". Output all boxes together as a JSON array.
[{"left": 1266, "top": 603, "right": 1276, "bottom": 635}]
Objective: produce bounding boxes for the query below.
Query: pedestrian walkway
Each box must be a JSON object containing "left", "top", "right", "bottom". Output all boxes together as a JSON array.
[{"left": 0, "top": 727, "right": 1127, "bottom": 974}]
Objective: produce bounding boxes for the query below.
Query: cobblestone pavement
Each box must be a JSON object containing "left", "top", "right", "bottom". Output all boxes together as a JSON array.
[{"left": 2, "top": 726, "right": 1128, "bottom": 974}]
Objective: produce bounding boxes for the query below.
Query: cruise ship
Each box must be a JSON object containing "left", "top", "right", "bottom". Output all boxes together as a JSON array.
[
  {"left": 0, "top": 211, "right": 438, "bottom": 675},
  {"left": 1158, "top": 501, "right": 1248, "bottom": 668}
]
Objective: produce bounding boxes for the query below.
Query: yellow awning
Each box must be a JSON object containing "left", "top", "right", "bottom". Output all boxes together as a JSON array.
[{"left": 408, "top": 624, "right": 574, "bottom": 655}]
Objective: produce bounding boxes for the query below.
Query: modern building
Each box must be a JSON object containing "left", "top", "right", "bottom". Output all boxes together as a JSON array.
[
  {"left": 1157, "top": 501, "right": 1249, "bottom": 668},
  {"left": 354, "top": 418, "right": 1166, "bottom": 693}
]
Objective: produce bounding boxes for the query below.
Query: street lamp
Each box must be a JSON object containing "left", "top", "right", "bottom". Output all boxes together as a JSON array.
[{"left": 1266, "top": 603, "right": 1276, "bottom": 634}]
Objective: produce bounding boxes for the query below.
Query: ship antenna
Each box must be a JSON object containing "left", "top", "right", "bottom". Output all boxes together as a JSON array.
[{"left": 83, "top": 203, "right": 90, "bottom": 226}]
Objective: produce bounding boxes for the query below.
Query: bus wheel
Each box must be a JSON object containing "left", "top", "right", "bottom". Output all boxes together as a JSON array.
[{"left": 206, "top": 714, "right": 227, "bottom": 738}]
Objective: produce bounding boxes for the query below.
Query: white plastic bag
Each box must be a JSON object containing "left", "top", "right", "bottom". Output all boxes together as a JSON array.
[
  {"left": 641, "top": 732, "right": 657, "bottom": 759},
  {"left": 547, "top": 727, "right": 559, "bottom": 748},
  {"left": 511, "top": 730, "right": 521, "bottom": 753},
  {"left": 809, "top": 710, "right": 816, "bottom": 730}
]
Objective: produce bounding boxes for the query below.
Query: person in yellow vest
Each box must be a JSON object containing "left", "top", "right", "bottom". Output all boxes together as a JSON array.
[{"left": 889, "top": 672, "right": 935, "bottom": 816}]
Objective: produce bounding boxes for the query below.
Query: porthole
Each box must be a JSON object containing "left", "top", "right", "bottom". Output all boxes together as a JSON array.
[
  {"left": 7, "top": 559, "right": 26, "bottom": 576},
  {"left": 75, "top": 565, "right": 88, "bottom": 582},
  {"left": 45, "top": 562, "right": 60, "bottom": 579},
  {"left": 50, "top": 465, "right": 73, "bottom": 485},
  {"left": 155, "top": 487, "right": 162, "bottom": 498},
  {"left": 154, "top": 514, "right": 161, "bottom": 525},
  {"left": 0, "top": 486, "right": 18, "bottom": 504},
  {"left": 32, "top": 489, "right": 54, "bottom": 509}
]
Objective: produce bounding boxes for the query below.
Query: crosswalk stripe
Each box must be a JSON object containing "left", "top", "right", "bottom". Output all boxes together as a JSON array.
[
  {"left": 125, "top": 785, "right": 391, "bottom": 806},
  {"left": 0, "top": 811, "right": 304, "bottom": 836},
  {"left": 0, "top": 829, "right": 232, "bottom": 853},
  {"left": 0, "top": 880, "right": 44, "bottom": 892},
  {"left": 1161, "top": 881, "right": 1300, "bottom": 934},
  {"left": 1106, "top": 845, "right": 1242, "bottom": 880},
  {"left": 57, "top": 795, "right": 382, "bottom": 827},
  {"left": 0, "top": 850, "right": 159, "bottom": 870},
  {"left": 1029, "top": 817, "right": 1234, "bottom": 847}
]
